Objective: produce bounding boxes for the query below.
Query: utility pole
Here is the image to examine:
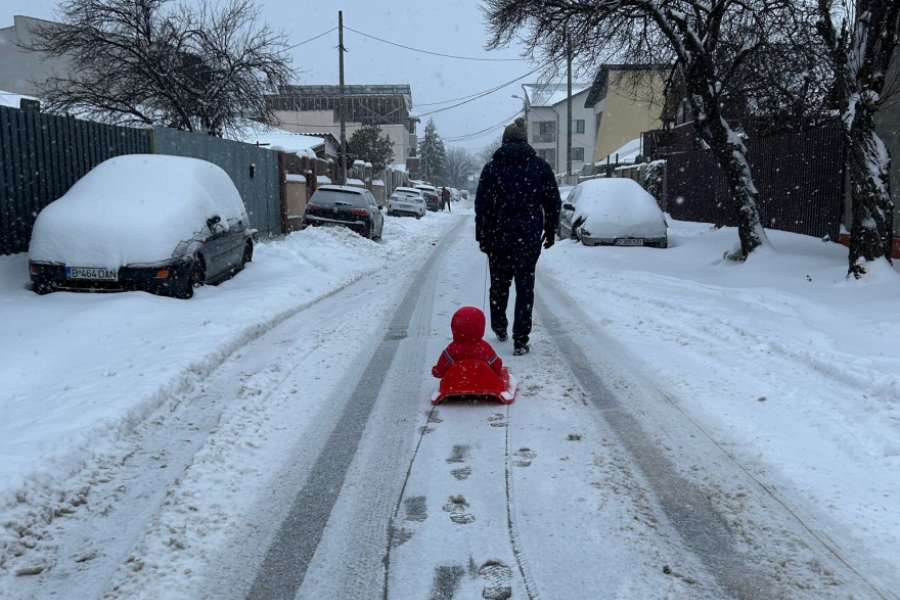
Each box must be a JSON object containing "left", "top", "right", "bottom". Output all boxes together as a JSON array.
[
  {"left": 339, "top": 10, "right": 347, "bottom": 185},
  {"left": 566, "top": 32, "right": 573, "bottom": 184}
]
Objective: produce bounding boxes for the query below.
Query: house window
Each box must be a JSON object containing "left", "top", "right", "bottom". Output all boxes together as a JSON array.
[
  {"left": 570, "top": 147, "right": 584, "bottom": 162},
  {"left": 537, "top": 148, "right": 556, "bottom": 170},
  {"left": 533, "top": 121, "right": 556, "bottom": 143},
  {"left": 571, "top": 119, "right": 585, "bottom": 134}
]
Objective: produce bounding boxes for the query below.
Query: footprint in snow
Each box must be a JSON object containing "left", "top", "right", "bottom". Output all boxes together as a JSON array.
[
  {"left": 442, "top": 494, "right": 475, "bottom": 525},
  {"left": 513, "top": 447, "right": 537, "bottom": 467},
  {"left": 479, "top": 560, "right": 513, "bottom": 599},
  {"left": 446, "top": 445, "right": 469, "bottom": 464}
]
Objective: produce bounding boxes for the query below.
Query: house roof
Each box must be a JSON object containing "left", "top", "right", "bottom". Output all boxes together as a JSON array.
[
  {"left": 584, "top": 64, "right": 671, "bottom": 108},
  {"left": 225, "top": 121, "right": 325, "bottom": 158},
  {"left": 277, "top": 84, "right": 413, "bottom": 110},
  {"left": 522, "top": 83, "right": 590, "bottom": 108}
]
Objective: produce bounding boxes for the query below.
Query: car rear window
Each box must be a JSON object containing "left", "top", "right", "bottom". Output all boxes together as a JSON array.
[{"left": 310, "top": 189, "right": 367, "bottom": 208}]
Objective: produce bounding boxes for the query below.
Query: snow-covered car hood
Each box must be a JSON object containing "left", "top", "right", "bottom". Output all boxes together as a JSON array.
[
  {"left": 29, "top": 155, "right": 248, "bottom": 268},
  {"left": 571, "top": 179, "right": 666, "bottom": 239}
]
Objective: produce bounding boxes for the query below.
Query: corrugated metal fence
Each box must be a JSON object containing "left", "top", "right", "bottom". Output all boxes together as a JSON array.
[
  {"left": 0, "top": 105, "right": 152, "bottom": 254},
  {"left": 665, "top": 121, "right": 846, "bottom": 239},
  {"left": 153, "top": 127, "right": 281, "bottom": 237},
  {"left": 0, "top": 105, "right": 284, "bottom": 255}
]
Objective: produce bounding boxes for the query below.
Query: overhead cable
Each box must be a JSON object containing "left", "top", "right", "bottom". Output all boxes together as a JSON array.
[
  {"left": 414, "top": 66, "right": 543, "bottom": 118},
  {"left": 344, "top": 26, "right": 522, "bottom": 62},
  {"left": 286, "top": 27, "right": 338, "bottom": 50}
]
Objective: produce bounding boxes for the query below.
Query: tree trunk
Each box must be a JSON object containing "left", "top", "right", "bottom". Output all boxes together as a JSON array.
[
  {"left": 846, "top": 102, "right": 895, "bottom": 277},
  {"left": 690, "top": 90, "right": 771, "bottom": 261}
]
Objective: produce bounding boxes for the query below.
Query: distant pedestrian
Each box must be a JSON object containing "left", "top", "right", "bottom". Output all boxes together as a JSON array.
[
  {"left": 474, "top": 118, "right": 561, "bottom": 356},
  {"left": 441, "top": 186, "right": 452, "bottom": 212}
]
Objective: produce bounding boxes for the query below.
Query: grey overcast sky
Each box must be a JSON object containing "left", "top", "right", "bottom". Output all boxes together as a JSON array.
[{"left": 2, "top": 0, "right": 552, "bottom": 152}]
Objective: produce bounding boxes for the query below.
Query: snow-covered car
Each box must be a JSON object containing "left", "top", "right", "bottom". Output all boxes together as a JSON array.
[
  {"left": 387, "top": 190, "right": 426, "bottom": 218},
  {"left": 449, "top": 187, "right": 461, "bottom": 202},
  {"left": 303, "top": 185, "right": 385, "bottom": 240},
  {"left": 28, "top": 154, "right": 254, "bottom": 299},
  {"left": 559, "top": 178, "right": 668, "bottom": 248},
  {"left": 555, "top": 185, "right": 577, "bottom": 238},
  {"left": 414, "top": 184, "right": 441, "bottom": 211},
  {"left": 461, "top": 190, "right": 469, "bottom": 201}
]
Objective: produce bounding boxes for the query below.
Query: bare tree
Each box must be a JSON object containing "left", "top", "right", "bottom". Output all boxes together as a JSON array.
[
  {"left": 818, "top": 0, "right": 900, "bottom": 277},
  {"left": 28, "top": 0, "right": 292, "bottom": 135},
  {"left": 477, "top": 135, "right": 504, "bottom": 166},
  {"left": 484, "top": 0, "right": 803, "bottom": 261},
  {"left": 444, "top": 146, "right": 478, "bottom": 189}
]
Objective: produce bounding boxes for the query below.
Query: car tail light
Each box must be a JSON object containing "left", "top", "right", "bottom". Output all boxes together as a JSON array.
[
  {"left": 29, "top": 263, "right": 36, "bottom": 275},
  {"left": 306, "top": 203, "right": 323, "bottom": 213},
  {"left": 155, "top": 269, "right": 170, "bottom": 279},
  {"left": 350, "top": 208, "right": 368, "bottom": 217}
]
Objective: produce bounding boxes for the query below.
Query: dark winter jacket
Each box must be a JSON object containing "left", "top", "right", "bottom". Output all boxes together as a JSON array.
[
  {"left": 432, "top": 306, "right": 503, "bottom": 378},
  {"left": 475, "top": 142, "right": 561, "bottom": 253}
]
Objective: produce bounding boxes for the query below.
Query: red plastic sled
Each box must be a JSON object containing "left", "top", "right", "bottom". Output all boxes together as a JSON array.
[{"left": 431, "top": 359, "right": 518, "bottom": 405}]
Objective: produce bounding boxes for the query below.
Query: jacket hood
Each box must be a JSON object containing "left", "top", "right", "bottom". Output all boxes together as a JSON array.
[
  {"left": 450, "top": 306, "right": 486, "bottom": 344},
  {"left": 492, "top": 141, "right": 536, "bottom": 166}
]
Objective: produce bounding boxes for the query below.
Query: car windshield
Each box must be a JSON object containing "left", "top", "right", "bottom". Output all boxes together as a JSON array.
[{"left": 310, "top": 189, "right": 367, "bottom": 208}]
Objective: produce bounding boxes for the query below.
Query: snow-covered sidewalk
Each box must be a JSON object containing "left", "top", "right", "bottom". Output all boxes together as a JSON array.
[
  {"left": 540, "top": 221, "right": 900, "bottom": 576},
  {"left": 0, "top": 213, "right": 454, "bottom": 564}
]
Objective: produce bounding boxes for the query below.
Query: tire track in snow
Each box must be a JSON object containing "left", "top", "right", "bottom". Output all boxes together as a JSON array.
[
  {"left": 245, "top": 217, "right": 469, "bottom": 600},
  {"left": 535, "top": 278, "right": 896, "bottom": 600}
]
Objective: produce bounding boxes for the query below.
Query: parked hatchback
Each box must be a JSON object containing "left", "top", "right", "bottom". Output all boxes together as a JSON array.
[
  {"left": 303, "top": 185, "right": 385, "bottom": 240},
  {"left": 387, "top": 190, "right": 426, "bottom": 218},
  {"left": 28, "top": 154, "right": 255, "bottom": 299}
]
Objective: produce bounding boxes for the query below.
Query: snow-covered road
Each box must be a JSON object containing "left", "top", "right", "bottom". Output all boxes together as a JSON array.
[{"left": 3, "top": 207, "right": 899, "bottom": 600}]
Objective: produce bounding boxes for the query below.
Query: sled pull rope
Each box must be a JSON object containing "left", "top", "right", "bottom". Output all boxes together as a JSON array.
[{"left": 483, "top": 253, "right": 489, "bottom": 313}]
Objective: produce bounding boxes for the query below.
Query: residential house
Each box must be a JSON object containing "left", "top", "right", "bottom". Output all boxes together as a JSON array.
[
  {"left": 521, "top": 82, "right": 593, "bottom": 177},
  {"left": 0, "top": 16, "right": 72, "bottom": 97},
  {"left": 584, "top": 65, "right": 668, "bottom": 168},
  {"left": 267, "top": 85, "right": 418, "bottom": 172}
]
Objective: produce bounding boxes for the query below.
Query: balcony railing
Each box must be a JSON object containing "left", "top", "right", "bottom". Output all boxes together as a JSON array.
[{"left": 532, "top": 133, "right": 556, "bottom": 143}]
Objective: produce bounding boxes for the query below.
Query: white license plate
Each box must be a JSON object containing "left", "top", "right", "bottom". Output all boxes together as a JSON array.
[
  {"left": 66, "top": 267, "right": 119, "bottom": 281},
  {"left": 614, "top": 238, "right": 644, "bottom": 246}
]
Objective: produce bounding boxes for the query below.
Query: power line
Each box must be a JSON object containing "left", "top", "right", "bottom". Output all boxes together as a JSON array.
[
  {"left": 344, "top": 26, "right": 522, "bottom": 62},
  {"left": 444, "top": 110, "right": 522, "bottom": 143},
  {"left": 414, "top": 66, "right": 543, "bottom": 118},
  {"left": 286, "top": 27, "right": 338, "bottom": 51}
]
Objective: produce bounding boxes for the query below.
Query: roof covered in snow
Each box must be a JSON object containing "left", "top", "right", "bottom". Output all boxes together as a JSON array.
[
  {"left": 523, "top": 83, "right": 590, "bottom": 108},
  {"left": 596, "top": 137, "right": 643, "bottom": 166},
  {"left": 0, "top": 90, "right": 39, "bottom": 109},
  {"left": 225, "top": 121, "right": 324, "bottom": 157}
]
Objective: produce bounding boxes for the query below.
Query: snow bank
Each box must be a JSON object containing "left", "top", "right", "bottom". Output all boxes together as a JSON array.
[{"left": 29, "top": 155, "right": 247, "bottom": 268}]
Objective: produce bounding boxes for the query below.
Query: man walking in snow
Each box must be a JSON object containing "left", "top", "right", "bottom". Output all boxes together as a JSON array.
[
  {"left": 475, "top": 118, "right": 561, "bottom": 356},
  {"left": 441, "top": 186, "right": 452, "bottom": 212}
]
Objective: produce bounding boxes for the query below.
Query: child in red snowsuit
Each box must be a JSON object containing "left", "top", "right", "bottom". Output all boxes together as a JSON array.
[{"left": 432, "top": 306, "right": 503, "bottom": 378}]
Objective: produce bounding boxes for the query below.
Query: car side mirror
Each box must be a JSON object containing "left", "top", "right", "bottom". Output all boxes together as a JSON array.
[
  {"left": 563, "top": 203, "right": 575, "bottom": 211},
  {"left": 207, "top": 215, "right": 221, "bottom": 230}
]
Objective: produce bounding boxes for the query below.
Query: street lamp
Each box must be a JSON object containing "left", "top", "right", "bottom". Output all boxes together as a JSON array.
[{"left": 511, "top": 93, "right": 529, "bottom": 139}]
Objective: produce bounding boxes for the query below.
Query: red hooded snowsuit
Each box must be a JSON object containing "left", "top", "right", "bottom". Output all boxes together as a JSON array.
[{"left": 432, "top": 306, "right": 503, "bottom": 378}]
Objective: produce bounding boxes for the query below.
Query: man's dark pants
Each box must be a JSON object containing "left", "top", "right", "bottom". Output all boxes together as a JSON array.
[{"left": 488, "top": 246, "right": 540, "bottom": 345}]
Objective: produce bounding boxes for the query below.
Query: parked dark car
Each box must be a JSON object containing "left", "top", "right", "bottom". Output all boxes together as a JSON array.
[
  {"left": 414, "top": 184, "right": 441, "bottom": 211},
  {"left": 28, "top": 155, "right": 255, "bottom": 299},
  {"left": 303, "top": 185, "right": 385, "bottom": 240}
]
